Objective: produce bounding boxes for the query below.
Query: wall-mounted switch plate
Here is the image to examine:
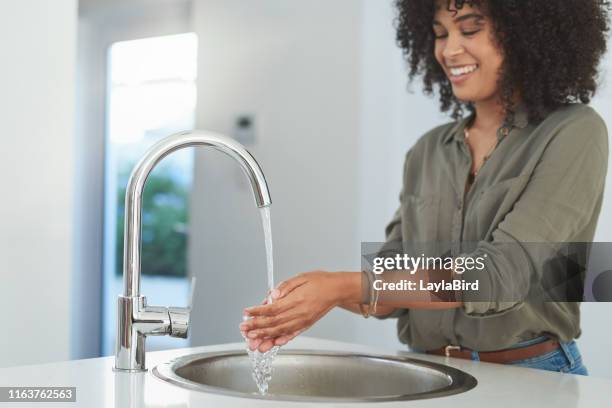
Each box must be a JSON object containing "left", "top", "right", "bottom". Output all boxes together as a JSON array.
[{"left": 234, "top": 115, "right": 256, "bottom": 145}]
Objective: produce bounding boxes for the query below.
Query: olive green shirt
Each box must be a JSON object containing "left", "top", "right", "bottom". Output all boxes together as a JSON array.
[{"left": 383, "top": 103, "right": 608, "bottom": 352}]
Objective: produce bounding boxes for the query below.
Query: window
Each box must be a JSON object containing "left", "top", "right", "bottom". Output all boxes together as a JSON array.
[{"left": 101, "top": 33, "right": 197, "bottom": 355}]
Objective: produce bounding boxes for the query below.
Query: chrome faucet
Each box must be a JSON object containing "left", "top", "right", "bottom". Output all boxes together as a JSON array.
[{"left": 114, "top": 130, "right": 272, "bottom": 372}]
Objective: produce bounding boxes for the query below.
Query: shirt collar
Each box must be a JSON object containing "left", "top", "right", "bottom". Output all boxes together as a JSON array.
[{"left": 443, "top": 103, "right": 530, "bottom": 144}]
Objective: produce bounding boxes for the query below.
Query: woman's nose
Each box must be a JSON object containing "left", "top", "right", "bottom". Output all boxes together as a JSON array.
[{"left": 442, "top": 34, "right": 465, "bottom": 59}]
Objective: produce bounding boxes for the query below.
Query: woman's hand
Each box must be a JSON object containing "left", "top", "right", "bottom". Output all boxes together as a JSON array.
[
  {"left": 240, "top": 271, "right": 360, "bottom": 352},
  {"left": 240, "top": 291, "right": 282, "bottom": 353},
  {"left": 239, "top": 269, "right": 460, "bottom": 352}
]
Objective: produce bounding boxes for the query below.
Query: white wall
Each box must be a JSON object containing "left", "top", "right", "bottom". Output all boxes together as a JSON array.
[
  {"left": 0, "top": 0, "right": 77, "bottom": 366},
  {"left": 72, "top": 16, "right": 105, "bottom": 361},
  {"left": 190, "top": 0, "right": 367, "bottom": 346}
]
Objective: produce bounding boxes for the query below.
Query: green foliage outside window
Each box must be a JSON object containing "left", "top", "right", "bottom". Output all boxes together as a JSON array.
[{"left": 115, "top": 169, "right": 189, "bottom": 277}]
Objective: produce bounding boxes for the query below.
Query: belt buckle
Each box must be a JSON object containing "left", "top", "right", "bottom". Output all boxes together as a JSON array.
[{"left": 445, "top": 345, "right": 461, "bottom": 357}]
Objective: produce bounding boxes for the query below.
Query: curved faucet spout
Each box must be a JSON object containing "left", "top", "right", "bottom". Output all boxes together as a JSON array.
[
  {"left": 123, "top": 130, "right": 272, "bottom": 298},
  {"left": 115, "top": 130, "right": 271, "bottom": 372}
]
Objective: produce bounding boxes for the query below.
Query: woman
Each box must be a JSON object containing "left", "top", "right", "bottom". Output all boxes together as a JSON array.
[{"left": 240, "top": 0, "right": 610, "bottom": 374}]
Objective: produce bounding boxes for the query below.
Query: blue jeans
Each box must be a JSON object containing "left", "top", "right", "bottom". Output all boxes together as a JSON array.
[
  {"left": 468, "top": 336, "right": 589, "bottom": 375},
  {"left": 509, "top": 337, "right": 588, "bottom": 375}
]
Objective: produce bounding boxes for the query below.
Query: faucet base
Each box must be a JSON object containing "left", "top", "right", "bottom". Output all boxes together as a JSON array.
[{"left": 114, "top": 295, "right": 192, "bottom": 372}]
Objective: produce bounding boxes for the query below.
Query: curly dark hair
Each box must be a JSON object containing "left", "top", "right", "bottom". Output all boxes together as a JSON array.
[{"left": 395, "top": 0, "right": 611, "bottom": 124}]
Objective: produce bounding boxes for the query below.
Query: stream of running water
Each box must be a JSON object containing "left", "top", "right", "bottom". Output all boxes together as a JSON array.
[{"left": 243, "top": 206, "right": 280, "bottom": 395}]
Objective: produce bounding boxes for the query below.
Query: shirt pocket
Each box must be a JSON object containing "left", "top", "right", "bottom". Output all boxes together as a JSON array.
[
  {"left": 469, "top": 175, "right": 528, "bottom": 234},
  {"left": 402, "top": 193, "right": 440, "bottom": 242}
]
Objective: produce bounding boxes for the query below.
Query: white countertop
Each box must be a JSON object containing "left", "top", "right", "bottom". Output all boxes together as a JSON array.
[{"left": 0, "top": 337, "right": 609, "bottom": 407}]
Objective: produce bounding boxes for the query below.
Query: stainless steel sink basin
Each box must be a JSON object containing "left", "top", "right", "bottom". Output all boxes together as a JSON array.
[{"left": 153, "top": 349, "right": 477, "bottom": 402}]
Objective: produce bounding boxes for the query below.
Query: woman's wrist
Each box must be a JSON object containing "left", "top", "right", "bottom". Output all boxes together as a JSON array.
[{"left": 329, "top": 272, "right": 362, "bottom": 306}]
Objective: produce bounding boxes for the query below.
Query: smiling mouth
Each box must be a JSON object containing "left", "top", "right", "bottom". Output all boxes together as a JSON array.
[{"left": 448, "top": 64, "right": 479, "bottom": 78}]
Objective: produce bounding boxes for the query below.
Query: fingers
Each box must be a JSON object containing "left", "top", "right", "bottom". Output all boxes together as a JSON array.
[
  {"left": 247, "top": 338, "right": 263, "bottom": 351},
  {"left": 274, "top": 336, "right": 290, "bottom": 347},
  {"left": 241, "top": 289, "right": 293, "bottom": 350},
  {"left": 247, "top": 335, "right": 277, "bottom": 353},
  {"left": 244, "top": 295, "right": 299, "bottom": 317},
  {"left": 247, "top": 328, "right": 304, "bottom": 351},
  {"left": 269, "top": 288, "right": 281, "bottom": 301},
  {"left": 256, "top": 338, "right": 276, "bottom": 353},
  {"left": 244, "top": 272, "right": 310, "bottom": 316},
  {"left": 276, "top": 274, "right": 308, "bottom": 298},
  {"left": 244, "top": 275, "right": 312, "bottom": 317},
  {"left": 246, "top": 319, "right": 305, "bottom": 339},
  {"left": 241, "top": 273, "right": 317, "bottom": 349},
  {"left": 240, "top": 307, "right": 302, "bottom": 332},
  {"left": 274, "top": 328, "right": 304, "bottom": 346},
  {"left": 241, "top": 293, "right": 270, "bottom": 337},
  {"left": 244, "top": 302, "right": 279, "bottom": 317}
]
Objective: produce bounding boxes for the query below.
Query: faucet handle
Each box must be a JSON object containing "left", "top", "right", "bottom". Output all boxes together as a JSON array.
[
  {"left": 168, "top": 276, "right": 196, "bottom": 338},
  {"left": 168, "top": 307, "right": 190, "bottom": 338}
]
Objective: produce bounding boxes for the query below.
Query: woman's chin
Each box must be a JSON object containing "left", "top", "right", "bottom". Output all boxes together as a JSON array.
[
  {"left": 450, "top": 83, "right": 500, "bottom": 105},
  {"left": 451, "top": 89, "right": 477, "bottom": 102}
]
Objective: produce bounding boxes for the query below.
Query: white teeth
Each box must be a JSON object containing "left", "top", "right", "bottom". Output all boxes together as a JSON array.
[{"left": 450, "top": 65, "right": 478, "bottom": 76}]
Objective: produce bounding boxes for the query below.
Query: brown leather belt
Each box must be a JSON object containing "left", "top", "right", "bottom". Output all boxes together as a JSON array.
[{"left": 426, "top": 339, "right": 560, "bottom": 364}]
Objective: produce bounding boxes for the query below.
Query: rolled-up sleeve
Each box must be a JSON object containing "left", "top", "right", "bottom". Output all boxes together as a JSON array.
[{"left": 460, "top": 109, "right": 608, "bottom": 317}]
